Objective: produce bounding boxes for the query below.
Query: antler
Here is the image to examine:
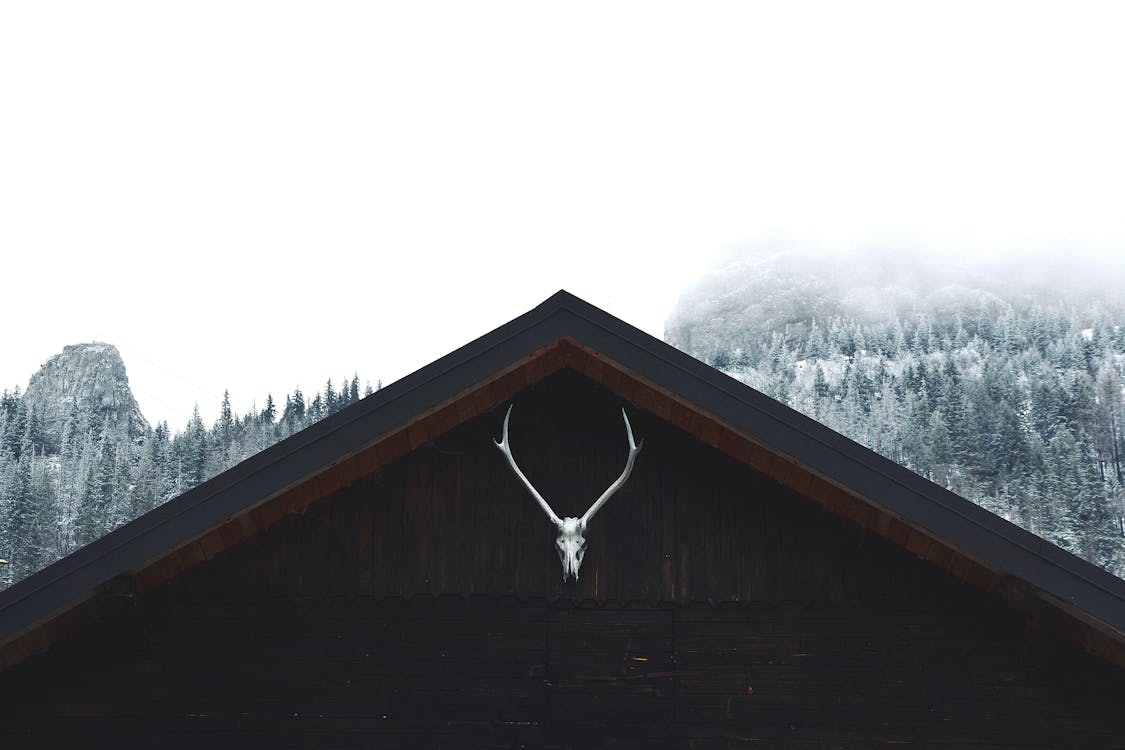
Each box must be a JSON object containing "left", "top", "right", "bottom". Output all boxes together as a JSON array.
[
  {"left": 580, "top": 409, "right": 643, "bottom": 527},
  {"left": 494, "top": 405, "right": 564, "bottom": 528}
]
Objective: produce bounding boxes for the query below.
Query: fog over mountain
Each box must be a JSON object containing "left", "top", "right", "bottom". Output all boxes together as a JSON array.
[
  {"left": 670, "top": 243, "right": 1125, "bottom": 348},
  {"left": 669, "top": 246, "right": 1125, "bottom": 579}
]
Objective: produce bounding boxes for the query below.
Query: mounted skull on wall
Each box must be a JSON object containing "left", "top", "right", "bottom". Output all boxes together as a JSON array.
[{"left": 494, "top": 404, "right": 643, "bottom": 581}]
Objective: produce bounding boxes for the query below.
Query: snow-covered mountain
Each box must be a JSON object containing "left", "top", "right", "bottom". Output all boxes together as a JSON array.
[
  {"left": 667, "top": 248, "right": 1125, "bottom": 579},
  {"left": 1, "top": 348, "right": 373, "bottom": 589},
  {"left": 22, "top": 343, "right": 149, "bottom": 451}
]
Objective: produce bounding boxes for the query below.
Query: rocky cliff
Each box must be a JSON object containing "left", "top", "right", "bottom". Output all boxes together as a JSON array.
[{"left": 23, "top": 343, "right": 149, "bottom": 449}]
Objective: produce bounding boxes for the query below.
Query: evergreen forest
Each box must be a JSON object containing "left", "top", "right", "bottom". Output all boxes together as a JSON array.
[
  {"left": 0, "top": 376, "right": 373, "bottom": 588},
  {"left": 4, "top": 251, "right": 1124, "bottom": 589},
  {"left": 667, "top": 251, "right": 1125, "bottom": 579}
]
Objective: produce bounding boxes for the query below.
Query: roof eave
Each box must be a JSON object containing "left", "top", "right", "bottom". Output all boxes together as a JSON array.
[{"left": 2, "top": 290, "right": 1123, "bottom": 668}]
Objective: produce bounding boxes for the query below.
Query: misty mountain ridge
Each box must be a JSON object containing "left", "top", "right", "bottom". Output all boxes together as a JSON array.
[
  {"left": 669, "top": 248, "right": 1125, "bottom": 579},
  {"left": 667, "top": 248, "right": 1123, "bottom": 355}
]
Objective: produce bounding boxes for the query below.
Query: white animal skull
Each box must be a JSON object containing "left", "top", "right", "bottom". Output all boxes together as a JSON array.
[{"left": 494, "top": 405, "right": 642, "bottom": 581}]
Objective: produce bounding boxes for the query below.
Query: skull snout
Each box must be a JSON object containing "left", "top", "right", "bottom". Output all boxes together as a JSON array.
[{"left": 556, "top": 518, "right": 587, "bottom": 580}]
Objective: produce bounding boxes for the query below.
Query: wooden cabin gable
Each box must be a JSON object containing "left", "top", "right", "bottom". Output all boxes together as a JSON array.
[
  {"left": 3, "top": 368, "right": 1125, "bottom": 747},
  {"left": 156, "top": 368, "right": 986, "bottom": 607}
]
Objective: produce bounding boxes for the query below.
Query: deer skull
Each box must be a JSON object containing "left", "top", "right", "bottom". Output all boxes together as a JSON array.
[
  {"left": 494, "top": 405, "right": 642, "bottom": 581},
  {"left": 555, "top": 517, "right": 587, "bottom": 581}
]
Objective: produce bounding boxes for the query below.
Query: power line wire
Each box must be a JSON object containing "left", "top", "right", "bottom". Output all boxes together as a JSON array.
[{"left": 116, "top": 343, "right": 225, "bottom": 402}]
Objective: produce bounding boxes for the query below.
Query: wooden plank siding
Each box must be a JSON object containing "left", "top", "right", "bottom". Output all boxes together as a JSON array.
[{"left": 1, "top": 370, "right": 1124, "bottom": 747}]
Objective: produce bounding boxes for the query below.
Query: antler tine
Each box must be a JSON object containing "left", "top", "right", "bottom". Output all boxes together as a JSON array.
[
  {"left": 494, "top": 405, "right": 564, "bottom": 528},
  {"left": 580, "top": 409, "right": 643, "bottom": 527}
]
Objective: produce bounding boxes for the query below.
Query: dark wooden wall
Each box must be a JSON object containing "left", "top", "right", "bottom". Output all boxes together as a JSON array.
[
  {"left": 160, "top": 369, "right": 953, "bottom": 606},
  {"left": 2, "top": 370, "right": 1124, "bottom": 748}
]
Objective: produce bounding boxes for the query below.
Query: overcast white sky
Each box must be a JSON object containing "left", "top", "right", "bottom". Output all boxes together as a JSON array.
[{"left": 3, "top": 2, "right": 1124, "bottom": 427}]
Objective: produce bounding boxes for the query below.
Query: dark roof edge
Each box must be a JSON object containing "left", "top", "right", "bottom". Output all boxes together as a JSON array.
[
  {"left": 2, "top": 289, "right": 1123, "bottom": 652},
  {"left": 547, "top": 293, "right": 1125, "bottom": 633},
  {"left": 0, "top": 292, "right": 572, "bottom": 636}
]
